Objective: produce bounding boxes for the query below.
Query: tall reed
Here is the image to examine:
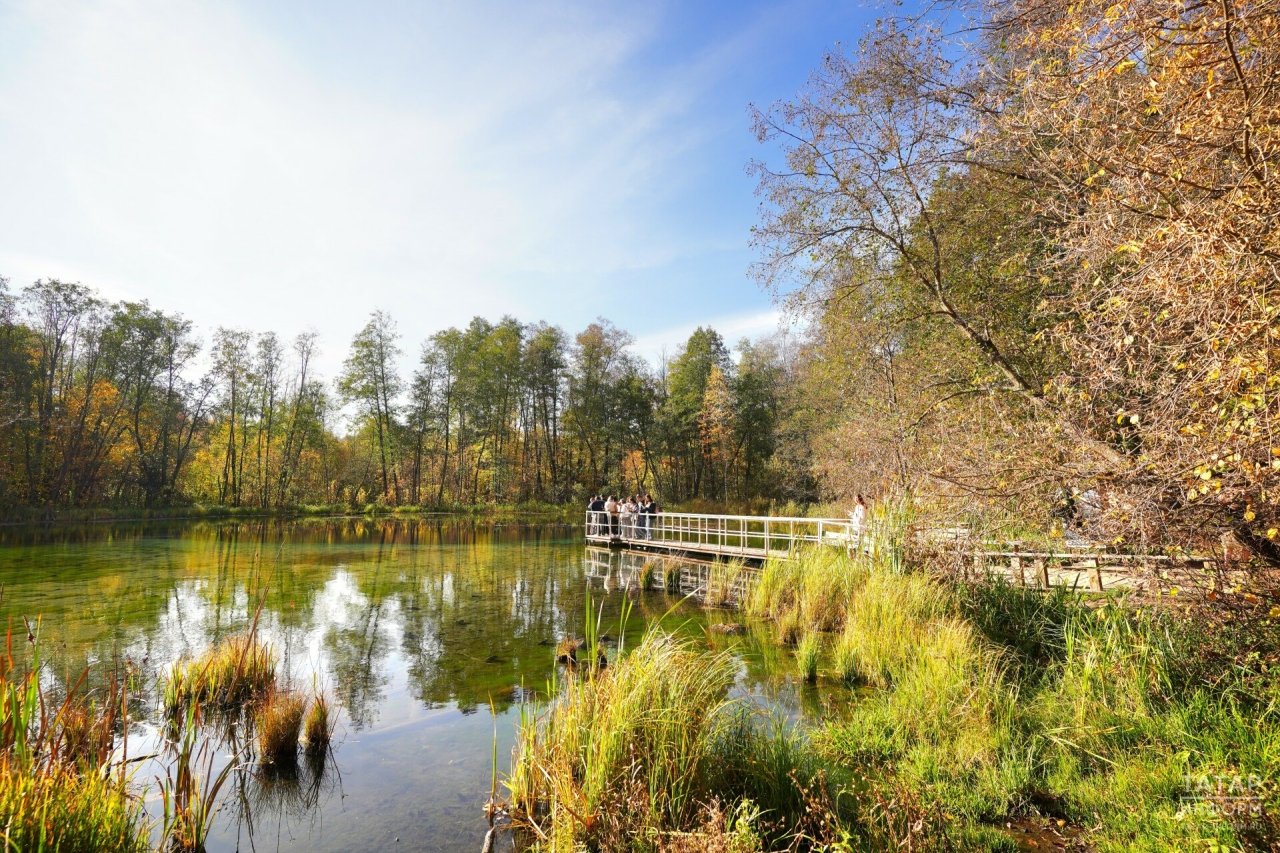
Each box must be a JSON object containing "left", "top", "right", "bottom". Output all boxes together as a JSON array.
[
  {"left": 795, "top": 631, "right": 820, "bottom": 684},
  {"left": 509, "top": 629, "right": 737, "bottom": 849},
  {"left": 0, "top": 626, "right": 149, "bottom": 853},
  {"left": 163, "top": 633, "right": 277, "bottom": 719}
]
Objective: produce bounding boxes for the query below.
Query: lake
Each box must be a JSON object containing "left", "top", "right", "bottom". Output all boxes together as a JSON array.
[{"left": 0, "top": 517, "right": 823, "bottom": 853}]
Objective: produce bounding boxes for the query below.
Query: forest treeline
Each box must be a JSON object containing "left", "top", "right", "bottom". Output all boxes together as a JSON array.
[{"left": 0, "top": 281, "right": 811, "bottom": 515}]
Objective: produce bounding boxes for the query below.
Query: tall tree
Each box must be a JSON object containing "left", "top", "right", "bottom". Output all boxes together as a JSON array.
[
  {"left": 338, "top": 311, "right": 404, "bottom": 504},
  {"left": 211, "top": 328, "right": 254, "bottom": 506}
]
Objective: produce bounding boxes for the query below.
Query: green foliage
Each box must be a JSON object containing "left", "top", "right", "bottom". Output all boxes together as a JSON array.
[
  {"left": 0, "top": 760, "right": 149, "bottom": 853},
  {"left": 0, "top": 279, "right": 798, "bottom": 518},
  {"left": 816, "top": 563, "right": 1280, "bottom": 849}
]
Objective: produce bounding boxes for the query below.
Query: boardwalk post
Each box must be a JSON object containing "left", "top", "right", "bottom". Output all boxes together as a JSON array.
[
  {"left": 1088, "top": 558, "right": 1104, "bottom": 592},
  {"left": 1012, "top": 543, "right": 1023, "bottom": 587},
  {"left": 1036, "top": 557, "right": 1050, "bottom": 589}
]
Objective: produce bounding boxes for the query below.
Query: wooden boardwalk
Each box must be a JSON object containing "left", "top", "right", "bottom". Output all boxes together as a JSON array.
[
  {"left": 585, "top": 512, "right": 1222, "bottom": 594},
  {"left": 584, "top": 510, "right": 858, "bottom": 564}
]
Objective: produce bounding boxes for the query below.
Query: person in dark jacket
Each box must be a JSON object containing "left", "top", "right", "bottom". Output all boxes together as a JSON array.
[{"left": 587, "top": 495, "right": 605, "bottom": 534}]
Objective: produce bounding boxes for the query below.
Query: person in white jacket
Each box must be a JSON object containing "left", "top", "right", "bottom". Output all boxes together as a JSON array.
[{"left": 849, "top": 494, "right": 867, "bottom": 537}]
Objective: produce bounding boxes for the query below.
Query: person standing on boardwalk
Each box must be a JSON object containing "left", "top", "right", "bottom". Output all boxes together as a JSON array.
[
  {"left": 621, "top": 496, "right": 637, "bottom": 539},
  {"left": 850, "top": 494, "right": 867, "bottom": 539},
  {"left": 640, "top": 495, "right": 653, "bottom": 539},
  {"left": 588, "top": 495, "right": 605, "bottom": 534},
  {"left": 604, "top": 495, "right": 619, "bottom": 536}
]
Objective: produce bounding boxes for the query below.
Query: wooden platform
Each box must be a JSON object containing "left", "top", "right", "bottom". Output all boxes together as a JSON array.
[
  {"left": 584, "top": 511, "right": 858, "bottom": 563},
  {"left": 584, "top": 512, "right": 1222, "bottom": 595}
]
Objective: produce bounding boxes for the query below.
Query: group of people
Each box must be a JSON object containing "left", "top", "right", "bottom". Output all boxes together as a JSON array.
[{"left": 587, "top": 494, "right": 660, "bottom": 539}]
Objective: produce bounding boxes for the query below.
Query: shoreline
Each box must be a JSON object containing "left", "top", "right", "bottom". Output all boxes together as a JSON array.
[{"left": 0, "top": 503, "right": 577, "bottom": 527}]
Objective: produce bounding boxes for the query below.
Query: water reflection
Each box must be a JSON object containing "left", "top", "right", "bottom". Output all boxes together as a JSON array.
[{"left": 0, "top": 518, "right": 833, "bottom": 853}]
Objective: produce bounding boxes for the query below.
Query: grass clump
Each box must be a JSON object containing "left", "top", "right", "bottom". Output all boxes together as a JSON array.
[
  {"left": 810, "top": 542, "right": 1280, "bottom": 850},
  {"left": 302, "top": 693, "right": 334, "bottom": 756},
  {"left": 255, "top": 691, "right": 307, "bottom": 764},
  {"left": 0, "top": 758, "right": 149, "bottom": 853},
  {"left": 509, "top": 628, "right": 815, "bottom": 851},
  {"left": 164, "top": 633, "right": 277, "bottom": 718},
  {"left": 795, "top": 632, "right": 820, "bottom": 684},
  {"left": 706, "top": 559, "right": 746, "bottom": 607}
]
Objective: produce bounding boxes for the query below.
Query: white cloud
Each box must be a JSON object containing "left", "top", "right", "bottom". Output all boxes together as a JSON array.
[
  {"left": 628, "top": 308, "right": 786, "bottom": 366},
  {"left": 0, "top": 0, "right": 780, "bottom": 375}
]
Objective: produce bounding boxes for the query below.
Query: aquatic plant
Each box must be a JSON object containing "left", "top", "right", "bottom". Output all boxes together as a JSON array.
[
  {"left": 0, "top": 758, "right": 150, "bottom": 853},
  {"left": 706, "top": 558, "right": 746, "bottom": 608},
  {"left": 744, "top": 556, "right": 798, "bottom": 619},
  {"left": 255, "top": 690, "right": 307, "bottom": 764},
  {"left": 638, "top": 558, "right": 658, "bottom": 590},
  {"left": 664, "top": 562, "right": 683, "bottom": 594},
  {"left": 837, "top": 571, "right": 951, "bottom": 689},
  {"left": 509, "top": 629, "right": 738, "bottom": 849},
  {"left": 163, "top": 633, "right": 277, "bottom": 718},
  {"left": 706, "top": 710, "right": 822, "bottom": 839},
  {"left": 302, "top": 693, "right": 334, "bottom": 756},
  {"left": 158, "top": 704, "right": 240, "bottom": 852},
  {"left": 831, "top": 628, "right": 859, "bottom": 685},
  {"left": 0, "top": 626, "right": 149, "bottom": 853},
  {"left": 795, "top": 631, "right": 820, "bottom": 684},
  {"left": 774, "top": 608, "right": 801, "bottom": 646}
]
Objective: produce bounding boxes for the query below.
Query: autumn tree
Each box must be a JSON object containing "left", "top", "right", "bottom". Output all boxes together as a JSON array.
[
  {"left": 339, "top": 311, "right": 404, "bottom": 504},
  {"left": 211, "top": 328, "right": 254, "bottom": 506},
  {"left": 972, "top": 0, "right": 1280, "bottom": 557}
]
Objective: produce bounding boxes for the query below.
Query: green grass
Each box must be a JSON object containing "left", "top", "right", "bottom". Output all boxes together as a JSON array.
[
  {"left": 736, "top": 501, "right": 1280, "bottom": 851},
  {"left": 807, "top": 552, "right": 1280, "bottom": 849},
  {"left": 0, "top": 759, "right": 149, "bottom": 853},
  {"left": 796, "top": 631, "right": 820, "bottom": 683},
  {"left": 706, "top": 559, "right": 746, "bottom": 608},
  {"left": 0, "top": 629, "right": 149, "bottom": 853},
  {"left": 508, "top": 627, "right": 818, "bottom": 851}
]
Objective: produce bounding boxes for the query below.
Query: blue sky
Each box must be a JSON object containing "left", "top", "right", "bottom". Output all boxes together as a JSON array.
[{"left": 0, "top": 0, "right": 885, "bottom": 373}]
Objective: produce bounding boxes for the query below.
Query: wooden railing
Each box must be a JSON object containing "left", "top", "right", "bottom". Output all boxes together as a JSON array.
[{"left": 585, "top": 510, "right": 859, "bottom": 560}]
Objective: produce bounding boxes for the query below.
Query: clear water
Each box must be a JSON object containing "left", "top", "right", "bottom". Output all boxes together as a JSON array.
[{"left": 0, "top": 518, "right": 825, "bottom": 853}]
